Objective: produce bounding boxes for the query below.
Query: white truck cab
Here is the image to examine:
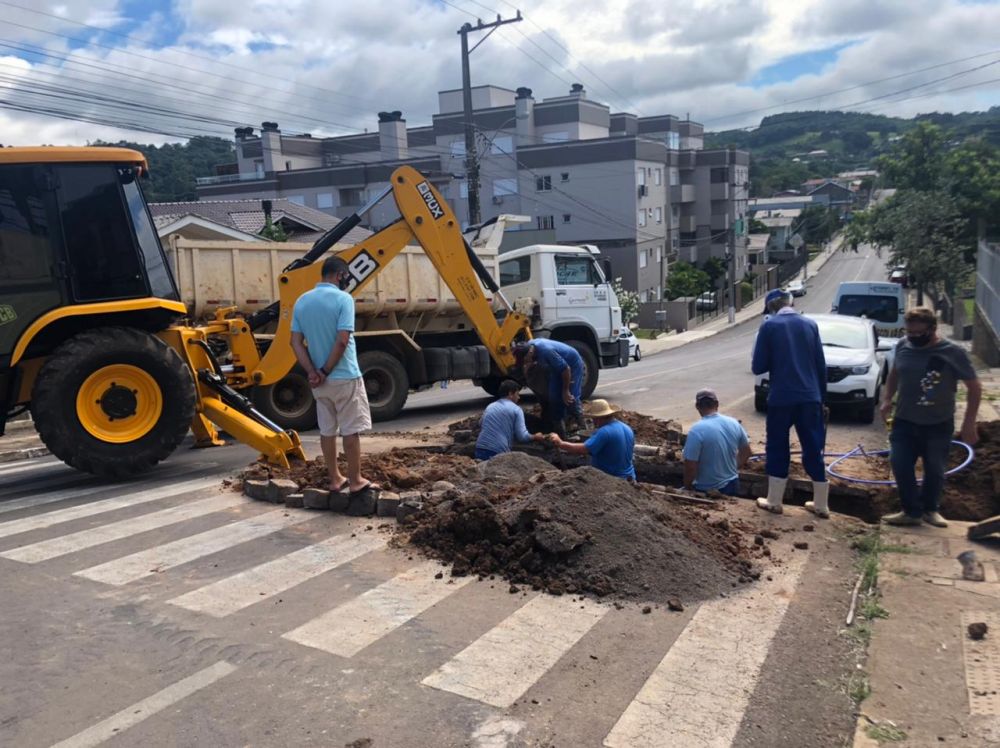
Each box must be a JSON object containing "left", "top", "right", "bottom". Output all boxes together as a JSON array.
[
  {"left": 498, "top": 243, "right": 627, "bottom": 396},
  {"left": 832, "top": 281, "right": 906, "bottom": 339}
]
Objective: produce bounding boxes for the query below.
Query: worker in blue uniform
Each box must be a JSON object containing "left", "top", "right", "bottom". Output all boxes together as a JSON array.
[
  {"left": 513, "top": 339, "right": 585, "bottom": 432},
  {"left": 751, "top": 289, "right": 830, "bottom": 518}
]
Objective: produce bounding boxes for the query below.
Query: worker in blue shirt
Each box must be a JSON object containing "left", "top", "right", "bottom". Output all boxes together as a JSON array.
[
  {"left": 751, "top": 289, "right": 830, "bottom": 517},
  {"left": 475, "top": 380, "right": 546, "bottom": 460},
  {"left": 513, "top": 339, "right": 585, "bottom": 432},
  {"left": 549, "top": 399, "right": 636, "bottom": 480}
]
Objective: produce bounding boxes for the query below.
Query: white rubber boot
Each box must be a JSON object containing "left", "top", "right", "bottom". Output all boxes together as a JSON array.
[
  {"left": 756, "top": 476, "right": 787, "bottom": 514},
  {"left": 805, "top": 481, "right": 830, "bottom": 519}
]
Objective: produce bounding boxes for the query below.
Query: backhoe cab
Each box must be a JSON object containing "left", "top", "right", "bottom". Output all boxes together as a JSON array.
[{"left": 0, "top": 148, "right": 529, "bottom": 477}]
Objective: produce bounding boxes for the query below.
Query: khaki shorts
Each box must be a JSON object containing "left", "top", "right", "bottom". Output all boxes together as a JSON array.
[{"left": 314, "top": 376, "right": 372, "bottom": 437}]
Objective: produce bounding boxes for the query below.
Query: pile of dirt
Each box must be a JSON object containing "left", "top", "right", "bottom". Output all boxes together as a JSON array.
[
  {"left": 404, "top": 454, "right": 761, "bottom": 604},
  {"left": 239, "top": 449, "right": 477, "bottom": 493},
  {"left": 447, "top": 407, "right": 683, "bottom": 448},
  {"left": 743, "top": 420, "right": 1000, "bottom": 521}
]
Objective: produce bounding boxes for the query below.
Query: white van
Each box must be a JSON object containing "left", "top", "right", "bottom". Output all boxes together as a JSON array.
[{"left": 831, "top": 281, "right": 906, "bottom": 339}]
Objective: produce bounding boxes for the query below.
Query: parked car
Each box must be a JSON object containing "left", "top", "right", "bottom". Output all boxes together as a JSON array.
[
  {"left": 619, "top": 329, "right": 641, "bottom": 361},
  {"left": 785, "top": 280, "right": 807, "bottom": 297},
  {"left": 695, "top": 291, "right": 718, "bottom": 311},
  {"left": 754, "top": 314, "right": 889, "bottom": 423}
]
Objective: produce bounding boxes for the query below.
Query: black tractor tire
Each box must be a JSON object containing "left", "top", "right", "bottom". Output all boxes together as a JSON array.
[
  {"left": 754, "top": 392, "right": 768, "bottom": 413},
  {"left": 251, "top": 364, "right": 318, "bottom": 431},
  {"left": 564, "top": 340, "right": 599, "bottom": 400},
  {"left": 31, "top": 326, "right": 196, "bottom": 478},
  {"left": 359, "top": 350, "right": 409, "bottom": 422}
]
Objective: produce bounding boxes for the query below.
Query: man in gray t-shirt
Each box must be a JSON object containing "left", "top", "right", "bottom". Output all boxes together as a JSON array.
[{"left": 880, "top": 307, "right": 981, "bottom": 528}]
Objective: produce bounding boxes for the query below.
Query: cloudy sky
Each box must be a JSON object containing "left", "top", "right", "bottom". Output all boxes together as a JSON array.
[{"left": 1, "top": 0, "right": 998, "bottom": 146}]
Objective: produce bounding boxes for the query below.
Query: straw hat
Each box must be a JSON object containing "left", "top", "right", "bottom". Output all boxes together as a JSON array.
[{"left": 584, "top": 399, "right": 620, "bottom": 418}]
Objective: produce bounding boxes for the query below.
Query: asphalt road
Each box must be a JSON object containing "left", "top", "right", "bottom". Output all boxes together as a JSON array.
[{"left": 384, "top": 245, "right": 892, "bottom": 453}]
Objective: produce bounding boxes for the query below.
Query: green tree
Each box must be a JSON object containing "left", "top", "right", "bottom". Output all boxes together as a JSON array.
[
  {"left": 942, "top": 138, "right": 1000, "bottom": 233},
  {"left": 259, "top": 219, "right": 289, "bottom": 242},
  {"left": 665, "top": 261, "right": 711, "bottom": 300},
  {"left": 702, "top": 257, "right": 726, "bottom": 289},
  {"left": 877, "top": 122, "right": 946, "bottom": 192},
  {"left": 612, "top": 278, "right": 640, "bottom": 323},
  {"left": 748, "top": 217, "right": 769, "bottom": 234},
  {"left": 796, "top": 205, "right": 839, "bottom": 245}
]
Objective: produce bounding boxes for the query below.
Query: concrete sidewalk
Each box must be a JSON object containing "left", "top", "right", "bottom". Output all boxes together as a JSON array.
[{"left": 640, "top": 238, "right": 844, "bottom": 357}]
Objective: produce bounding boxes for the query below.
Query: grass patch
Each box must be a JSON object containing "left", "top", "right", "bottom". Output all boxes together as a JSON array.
[
  {"left": 963, "top": 297, "right": 975, "bottom": 320},
  {"left": 849, "top": 672, "right": 872, "bottom": 704},
  {"left": 861, "top": 597, "right": 889, "bottom": 620},
  {"left": 844, "top": 621, "right": 872, "bottom": 646},
  {"left": 633, "top": 328, "right": 662, "bottom": 340},
  {"left": 865, "top": 723, "right": 907, "bottom": 742}
]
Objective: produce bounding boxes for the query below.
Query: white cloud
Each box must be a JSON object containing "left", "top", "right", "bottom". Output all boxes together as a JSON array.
[{"left": 0, "top": 0, "right": 997, "bottom": 146}]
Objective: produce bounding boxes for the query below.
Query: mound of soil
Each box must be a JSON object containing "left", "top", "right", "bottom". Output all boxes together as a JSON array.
[
  {"left": 239, "top": 449, "right": 477, "bottom": 493},
  {"left": 405, "top": 455, "right": 761, "bottom": 604}
]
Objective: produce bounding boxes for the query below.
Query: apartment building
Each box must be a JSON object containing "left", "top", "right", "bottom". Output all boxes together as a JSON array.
[{"left": 197, "top": 85, "right": 750, "bottom": 299}]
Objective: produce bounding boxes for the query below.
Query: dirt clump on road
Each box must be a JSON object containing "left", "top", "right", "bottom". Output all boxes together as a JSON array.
[
  {"left": 403, "top": 454, "right": 761, "bottom": 604},
  {"left": 239, "top": 449, "right": 477, "bottom": 493}
]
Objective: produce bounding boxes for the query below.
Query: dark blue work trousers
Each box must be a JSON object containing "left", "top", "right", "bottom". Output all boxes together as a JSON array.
[
  {"left": 889, "top": 418, "right": 953, "bottom": 518},
  {"left": 765, "top": 402, "right": 827, "bottom": 482}
]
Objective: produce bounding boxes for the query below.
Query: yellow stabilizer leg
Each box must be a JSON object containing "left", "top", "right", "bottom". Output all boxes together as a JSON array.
[{"left": 199, "top": 396, "right": 306, "bottom": 468}]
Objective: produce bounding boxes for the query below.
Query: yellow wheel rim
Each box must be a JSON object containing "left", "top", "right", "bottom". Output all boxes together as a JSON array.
[{"left": 76, "top": 364, "right": 163, "bottom": 443}]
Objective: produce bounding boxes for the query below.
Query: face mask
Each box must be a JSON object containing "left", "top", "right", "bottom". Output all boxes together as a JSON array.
[{"left": 907, "top": 332, "right": 932, "bottom": 347}]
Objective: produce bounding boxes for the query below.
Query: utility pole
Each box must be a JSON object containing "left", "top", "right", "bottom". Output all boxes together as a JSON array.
[{"left": 458, "top": 12, "right": 522, "bottom": 226}]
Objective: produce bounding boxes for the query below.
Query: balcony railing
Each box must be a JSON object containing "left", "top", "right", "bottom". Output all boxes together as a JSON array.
[{"left": 195, "top": 172, "right": 268, "bottom": 186}]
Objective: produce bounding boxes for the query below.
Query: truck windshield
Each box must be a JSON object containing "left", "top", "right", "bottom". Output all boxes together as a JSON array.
[
  {"left": 555, "top": 255, "right": 601, "bottom": 285},
  {"left": 836, "top": 294, "right": 899, "bottom": 324}
]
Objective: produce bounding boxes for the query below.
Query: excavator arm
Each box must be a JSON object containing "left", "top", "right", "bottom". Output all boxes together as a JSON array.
[
  {"left": 178, "top": 166, "right": 530, "bottom": 467},
  {"left": 252, "top": 165, "right": 531, "bottom": 387}
]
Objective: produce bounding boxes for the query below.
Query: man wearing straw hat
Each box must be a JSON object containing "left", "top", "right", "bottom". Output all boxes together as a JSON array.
[{"left": 549, "top": 399, "right": 636, "bottom": 480}]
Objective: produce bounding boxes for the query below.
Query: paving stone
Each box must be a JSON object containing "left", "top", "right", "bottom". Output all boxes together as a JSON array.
[
  {"left": 347, "top": 490, "right": 378, "bottom": 517},
  {"left": 266, "top": 478, "right": 299, "bottom": 503},
  {"left": 328, "top": 490, "right": 350, "bottom": 513},
  {"left": 284, "top": 493, "right": 304, "bottom": 509},
  {"left": 243, "top": 479, "right": 269, "bottom": 501},
  {"left": 377, "top": 493, "right": 401, "bottom": 518},
  {"left": 302, "top": 488, "right": 330, "bottom": 510},
  {"left": 397, "top": 500, "right": 423, "bottom": 523}
]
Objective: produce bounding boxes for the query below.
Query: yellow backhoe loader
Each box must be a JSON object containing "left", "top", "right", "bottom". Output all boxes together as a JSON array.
[{"left": 0, "top": 147, "right": 531, "bottom": 477}]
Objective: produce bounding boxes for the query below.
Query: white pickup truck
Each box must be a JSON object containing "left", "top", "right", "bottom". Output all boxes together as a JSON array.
[{"left": 165, "top": 219, "right": 626, "bottom": 426}]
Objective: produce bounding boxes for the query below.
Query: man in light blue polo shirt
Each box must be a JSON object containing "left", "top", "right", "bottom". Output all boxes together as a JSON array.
[
  {"left": 475, "top": 380, "right": 546, "bottom": 460},
  {"left": 291, "top": 255, "right": 379, "bottom": 495},
  {"left": 683, "top": 389, "right": 751, "bottom": 496}
]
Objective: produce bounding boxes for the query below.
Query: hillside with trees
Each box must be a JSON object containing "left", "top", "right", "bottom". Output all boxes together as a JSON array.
[
  {"left": 706, "top": 108, "right": 1000, "bottom": 196},
  {"left": 90, "top": 136, "right": 235, "bottom": 203}
]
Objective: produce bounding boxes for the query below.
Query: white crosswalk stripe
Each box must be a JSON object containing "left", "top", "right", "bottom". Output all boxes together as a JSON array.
[
  {"left": 422, "top": 595, "right": 608, "bottom": 708},
  {"left": 0, "top": 457, "right": 60, "bottom": 477},
  {"left": 49, "top": 661, "right": 237, "bottom": 748},
  {"left": 0, "top": 494, "right": 244, "bottom": 563},
  {"left": 603, "top": 554, "right": 809, "bottom": 748},
  {"left": 168, "top": 532, "right": 388, "bottom": 617},
  {"left": 0, "top": 482, "right": 113, "bottom": 517},
  {"left": 74, "top": 508, "right": 315, "bottom": 586},
  {"left": 282, "top": 561, "right": 469, "bottom": 657},
  {"left": 0, "top": 477, "right": 220, "bottom": 539}
]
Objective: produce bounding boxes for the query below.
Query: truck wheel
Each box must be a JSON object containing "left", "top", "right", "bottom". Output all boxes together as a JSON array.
[
  {"left": 359, "top": 350, "right": 409, "bottom": 421},
  {"left": 31, "top": 327, "right": 196, "bottom": 477},
  {"left": 251, "top": 365, "right": 318, "bottom": 431},
  {"left": 564, "top": 340, "right": 599, "bottom": 400},
  {"left": 479, "top": 376, "right": 502, "bottom": 398}
]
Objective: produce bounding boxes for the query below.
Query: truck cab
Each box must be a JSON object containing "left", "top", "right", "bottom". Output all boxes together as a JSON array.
[{"left": 499, "top": 244, "right": 627, "bottom": 387}]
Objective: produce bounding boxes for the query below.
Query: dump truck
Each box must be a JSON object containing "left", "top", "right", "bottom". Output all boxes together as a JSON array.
[{"left": 164, "top": 220, "right": 627, "bottom": 428}]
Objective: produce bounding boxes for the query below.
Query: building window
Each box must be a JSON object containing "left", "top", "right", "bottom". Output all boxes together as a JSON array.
[
  {"left": 670, "top": 168, "right": 679, "bottom": 186},
  {"left": 537, "top": 215, "right": 554, "bottom": 230},
  {"left": 254, "top": 161, "right": 264, "bottom": 176},
  {"left": 491, "top": 135, "right": 513, "bottom": 155},
  {"left": 639, "top": 249, "right": 648, "bottom": 269},
  {"left": 711, "top": 167, "right": 728, "bottom": 183},
  {"left": 639, "top": 289, "right": 648, "bottom": 303},
  {"left": 493, "top": 178, "right": 517, "bottom": 196},
  {"left": 672, "top": 204, "right": 680, "bottom": 220},
  {"left": 450, "top": 140, "right": 465, "bottom": 157},
  {"left": 655, "top": 207, "right": 662, "bottom": 224},
  {"left": 536, "top": 175, "right": 552, "bottom": 192},
  {"left": 285, "top": 160, "right": 292, "bottom": 171},
  {"left": 637, "top": 209, "right": 646, "bottom": 227},
  {"left": 542, "top": 131, "right": 568, "bottom": 143},
  {"left": 562, "top": 214, "right": 571, "bottom": 224},
  {"left": 680, "top": 231, "right": 697, "bottom": 245},
  {"left": 338, "top": 188, "right": 364, "bottom": 206},
  {"left": 287, "top": 195, "right": 305, "bottom": 206},
  {"left": 459, "top": 181, "right": 469, "bottom": 199},
  {"left": 317, "top": 192, "right": 334, "bottom": 209},
  {"left": 672, "top": 235, "right": 679, "bottom": 249},
  {"left": 656, "top": 245, "right": 663, "bottom": 263},
  {"left": 636, "top": 168, "right": 646, "bottom": 186},
  {"left": 560, "top": 172, "right": 570, "bottom": 182},
  {"left": 666, "top": 131, "right": 680, "bottom": 149},
  {"left": 654, "top": 168, "right": 662, "bottom": 186}
]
